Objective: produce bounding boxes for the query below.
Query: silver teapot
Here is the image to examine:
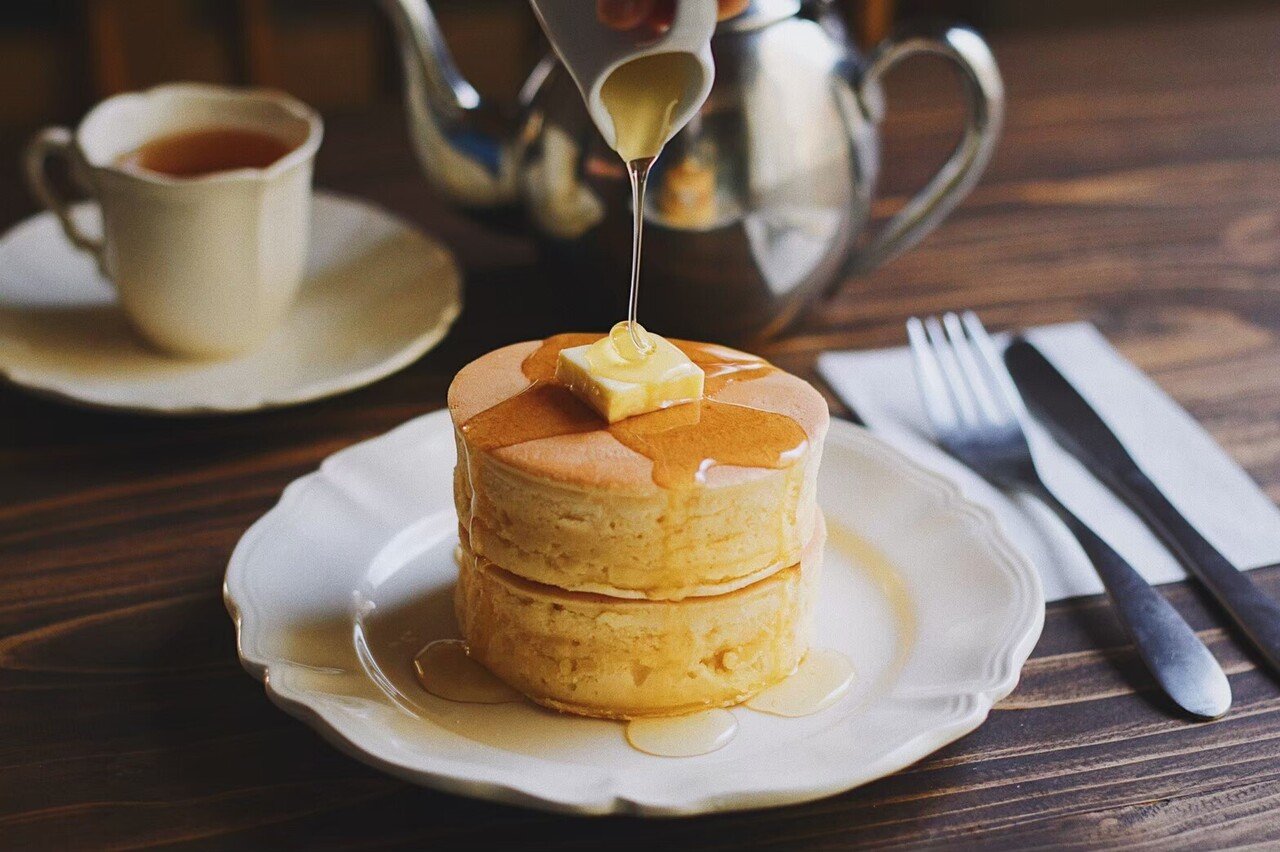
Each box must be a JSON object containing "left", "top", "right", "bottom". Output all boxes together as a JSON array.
[{"left": 381, "top": 0, "right": 1002, "bottom": 341}]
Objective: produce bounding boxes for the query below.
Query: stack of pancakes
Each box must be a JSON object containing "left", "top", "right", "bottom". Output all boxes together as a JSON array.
[{"left": 447, "top": 336, "right": 829, "bottom": 719}]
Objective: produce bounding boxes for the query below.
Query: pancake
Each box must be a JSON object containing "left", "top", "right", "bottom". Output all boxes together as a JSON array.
[
  {"left": 448, "top": 335, "right": 829, "bottom": 600},
  {"left": 455, "top": 515, "right": 825, "bottom": 719}
]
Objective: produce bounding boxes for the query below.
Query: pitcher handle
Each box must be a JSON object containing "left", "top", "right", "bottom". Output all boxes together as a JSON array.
[{"left": 844, "top": 21, "right": 1003, "bottom": 276}]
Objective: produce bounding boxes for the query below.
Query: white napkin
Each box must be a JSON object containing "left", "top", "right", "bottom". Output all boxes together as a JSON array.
[{"left": 817, "top": 321, "right": 1280, "bottom": 602}]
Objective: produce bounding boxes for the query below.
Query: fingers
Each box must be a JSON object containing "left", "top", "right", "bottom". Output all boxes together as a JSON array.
[
  {"left": 649, "top": 0, "right": 675, "bottom": 30},
  {"left": 716, "top": 0, "right": 749, "bottom": 20},
  {"left": 599, "top": 0, "right": 744, "bottom": 33},
  {"left": 597, "top": 0, "right": 657, "bottom": 30}
]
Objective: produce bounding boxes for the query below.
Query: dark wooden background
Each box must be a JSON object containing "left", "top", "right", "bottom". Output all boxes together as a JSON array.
[
  {"left": 0, "top": 0, "right": 890, "bottom": 129},
  {"left": 1, "top": 0, "right": 1264, "bottom": 129},
  {"left": 4, "top": 6, "right": 1280, "bottom": 849}
]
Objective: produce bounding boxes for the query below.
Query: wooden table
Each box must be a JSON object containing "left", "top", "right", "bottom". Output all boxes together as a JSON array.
[{"left": 4, "top": 8, "right": 1280, "bottom": 849}]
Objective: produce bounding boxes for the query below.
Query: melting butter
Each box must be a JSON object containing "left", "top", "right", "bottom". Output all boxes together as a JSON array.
[
  {"left": 413, "top": 640, "right": 521, "bottom": 704},
  {"left": 745, "top": 649, "right": 855, "bottom": 717},
  {"left": 600, "top": 52, "right": 700, "bottom": 162},
  {"left": 555, "top": 321, "right": 704, "bottom": 423},
  {"left": 625, "top": 708, "right": 738, "bottom": 757}
]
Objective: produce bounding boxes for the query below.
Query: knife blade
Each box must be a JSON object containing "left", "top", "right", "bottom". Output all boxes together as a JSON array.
[{"left": 1004, "top": 336, "right": 1280, "bottom": 678}]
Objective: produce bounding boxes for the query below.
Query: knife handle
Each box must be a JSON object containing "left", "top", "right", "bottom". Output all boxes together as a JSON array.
[
  {"left": 1025, "top": 480, "right": 1231, "bottom": 719},
  {"left": 1117, "top": 467, "right": 1280, "bottom": 677}
]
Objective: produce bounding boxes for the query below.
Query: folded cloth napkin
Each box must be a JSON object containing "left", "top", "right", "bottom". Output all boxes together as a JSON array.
[{"left": 817, "top": 321, "right": 1280, "bottom": 602}]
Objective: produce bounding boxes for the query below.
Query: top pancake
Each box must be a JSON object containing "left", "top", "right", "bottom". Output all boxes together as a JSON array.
[{"left": 447, "top": 337, "right": 829, "bottom": 492}]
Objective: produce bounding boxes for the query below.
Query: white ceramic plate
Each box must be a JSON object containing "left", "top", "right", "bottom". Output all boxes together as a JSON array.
[
  {"left": 0, "top": 191, "right": 461, "bottom": 414},
  {"left": 225, "top": 413, "right": 1043, "bottom": 816}
]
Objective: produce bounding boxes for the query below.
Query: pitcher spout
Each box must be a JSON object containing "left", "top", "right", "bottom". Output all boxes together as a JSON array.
[{"left": 380, "top": 0, "right": 518, "bottom": 207}]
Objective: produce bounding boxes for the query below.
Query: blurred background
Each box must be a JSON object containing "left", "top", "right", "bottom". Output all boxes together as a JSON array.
[
  {"left": 3, "top": 0, "right": 1272, "bottom": 348},
  {"left": 1, "top": 0, "right": 1270, "bottom": 131}
]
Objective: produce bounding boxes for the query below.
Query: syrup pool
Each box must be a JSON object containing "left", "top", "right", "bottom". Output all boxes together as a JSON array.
[
  {"left": 412, "top": 639, "right": 521, "bottom": 704},
  {"left": 745, "top": 649, "right": 856, "bottom": 717},
  {"left": 625, "top": 709, "right": 739, "bottom": 757},
  {"left": 412, "top": 639, "right": 855, "bottom": 756}
]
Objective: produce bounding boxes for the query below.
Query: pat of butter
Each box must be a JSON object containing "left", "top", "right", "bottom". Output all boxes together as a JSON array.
[{"left": 555, "top": 323, "right": 704, "bottom": 423}]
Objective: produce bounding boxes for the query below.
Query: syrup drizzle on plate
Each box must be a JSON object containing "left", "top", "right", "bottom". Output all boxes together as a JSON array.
[
  {"left": 745, "top": 649, "right": 856, "bottom": 717},
  {"left": 413, "top": 640, "right": 855, "bottom": 756},
  {"left": 412, "top": 639, "right": 521, "bottom": 704},
  {"left": 625, "top": 709, "right": 738, "bottom": 757}
]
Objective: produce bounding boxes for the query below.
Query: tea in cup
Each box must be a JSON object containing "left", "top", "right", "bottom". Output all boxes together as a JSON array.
[{"left": 24, "top": 83, "right": 323, "bottom": 358}]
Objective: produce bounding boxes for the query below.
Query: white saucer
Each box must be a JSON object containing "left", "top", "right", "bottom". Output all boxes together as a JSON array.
[
  {"left": 225, "top": 412, "right": 1043, "bottom": 816},
  {"left": 0, "top": 191, "right": 461, "bottom": 414}
]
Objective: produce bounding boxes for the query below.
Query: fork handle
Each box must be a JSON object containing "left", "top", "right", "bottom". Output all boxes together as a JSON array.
[{"left": 1026, "top": 482, "right": 1232, "bottom": 720}]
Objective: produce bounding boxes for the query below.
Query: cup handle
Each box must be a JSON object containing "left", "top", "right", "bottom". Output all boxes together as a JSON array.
[
  {"left": 841, "top": 21, "right": 1003, "bottom": 278},
  {"left": 24, "top": 126, "right": 108, "bottom": 275}
]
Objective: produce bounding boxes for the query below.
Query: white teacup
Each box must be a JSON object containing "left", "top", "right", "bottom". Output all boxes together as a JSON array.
[{"left": 24, "top": 83, "right": 323, "bottom": 358}]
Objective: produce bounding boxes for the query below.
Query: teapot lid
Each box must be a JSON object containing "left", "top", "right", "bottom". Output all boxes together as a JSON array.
[{"left": 718, "top": 0, "right": 800, "bottom": 32}]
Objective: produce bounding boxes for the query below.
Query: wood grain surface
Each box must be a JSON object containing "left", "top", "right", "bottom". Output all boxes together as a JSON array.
[{"left": 3, "top": 7, "right": 1280, "bottom": 850}]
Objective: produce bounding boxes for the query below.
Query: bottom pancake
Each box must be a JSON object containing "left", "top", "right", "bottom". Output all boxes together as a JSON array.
[{"left": 455, "top": 515, "right": 824, "bottom": 719}]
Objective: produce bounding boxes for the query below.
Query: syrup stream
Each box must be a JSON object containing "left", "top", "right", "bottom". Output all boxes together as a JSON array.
[{"left": 625, "top": 156, "right": 657, "bottom": 359}]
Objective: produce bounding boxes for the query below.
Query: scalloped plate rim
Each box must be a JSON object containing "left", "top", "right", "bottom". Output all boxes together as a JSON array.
[{"left": 225, "top": 411, "right": 1044, "bottom": 815}]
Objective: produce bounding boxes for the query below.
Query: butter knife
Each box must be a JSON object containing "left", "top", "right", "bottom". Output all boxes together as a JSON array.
[{"left": 1005, "top": 337, "right": 1280, "bottom": 677}]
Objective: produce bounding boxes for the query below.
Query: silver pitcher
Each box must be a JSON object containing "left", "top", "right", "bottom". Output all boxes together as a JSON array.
[{"left": 381, "top": 0, "right": 1002, "bottom": 341}]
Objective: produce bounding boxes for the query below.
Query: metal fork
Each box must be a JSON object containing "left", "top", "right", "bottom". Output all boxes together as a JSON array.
[{"left": 908, "top": 311, "right": 1231, "bottom": 720}]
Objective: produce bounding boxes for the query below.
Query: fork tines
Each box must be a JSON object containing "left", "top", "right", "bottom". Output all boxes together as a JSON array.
[{"left": 907, "top": 311, "right": 1025, "bottom": 437}]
